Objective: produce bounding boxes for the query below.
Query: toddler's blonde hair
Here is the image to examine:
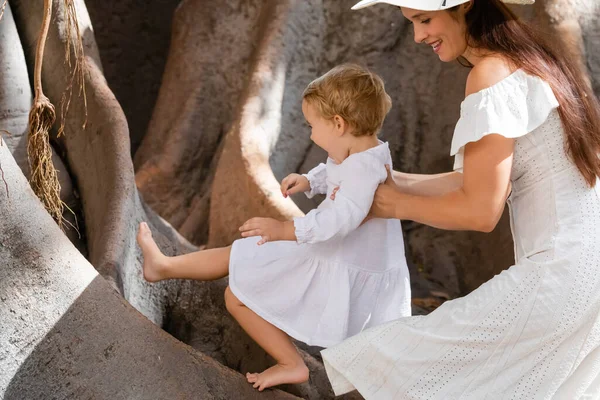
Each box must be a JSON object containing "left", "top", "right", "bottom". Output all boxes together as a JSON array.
[{"left": 303, "top": 64, "right": 392, "bottom": 137}]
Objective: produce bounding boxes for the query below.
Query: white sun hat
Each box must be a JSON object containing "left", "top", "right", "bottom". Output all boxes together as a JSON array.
[{"left": 351, "top": 0, "right": 534, "bottom": 11}]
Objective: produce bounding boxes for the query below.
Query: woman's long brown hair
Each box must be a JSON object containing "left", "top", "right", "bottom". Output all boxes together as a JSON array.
[{"left": 455, "top": 0, "right": 600, "bottom": 187}]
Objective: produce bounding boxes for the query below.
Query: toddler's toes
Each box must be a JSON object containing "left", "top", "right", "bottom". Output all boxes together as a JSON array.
[{"left": 246, "top": 372, "right": 258, "bottom": 384}]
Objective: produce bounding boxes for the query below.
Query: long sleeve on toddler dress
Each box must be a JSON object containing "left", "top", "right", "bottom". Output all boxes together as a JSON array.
[{"left": 294, "top": 154, "right": 387, "bottom": 244}]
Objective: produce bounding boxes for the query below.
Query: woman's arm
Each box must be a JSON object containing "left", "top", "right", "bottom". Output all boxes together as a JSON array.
[
  {"left": 373, "top": 60, "right": 517, "bottom": 232},
  {"left": 373, "top": 134, "right": 513, "bottom": 232},
  {"left": 392, "top": 170, "right": 463, "bottom": 197}
]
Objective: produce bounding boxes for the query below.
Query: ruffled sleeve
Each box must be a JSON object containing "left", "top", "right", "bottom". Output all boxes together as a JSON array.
[
  {"left": 451, "top": 70, "right": 559, "bottom": 172},
  {"left": 302, "top": 163, "right": 328, "bottom": 199}
]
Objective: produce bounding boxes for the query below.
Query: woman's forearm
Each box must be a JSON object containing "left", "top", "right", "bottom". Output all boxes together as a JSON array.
[
  {"left": 390, "top": 187, "right": 504, "bottom": 232},
  {"left": 388, "top": 135, "right": 514, "bottom": 231},
  {"left": 393, "top": 171, "right": 463, "bottom": 197}
]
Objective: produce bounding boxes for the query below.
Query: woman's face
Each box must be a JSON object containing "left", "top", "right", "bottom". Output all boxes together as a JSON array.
[{"left": 401, "top": 6, "right": 470, "bottom": 62}]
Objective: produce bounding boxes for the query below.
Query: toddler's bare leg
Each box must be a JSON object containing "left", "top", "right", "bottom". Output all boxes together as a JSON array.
[
  {"left": 224, "top": 286, "right": 309, "bottom": 391},
  {"left": 137, "top": 222, "right": 230, "bottom": 281}
]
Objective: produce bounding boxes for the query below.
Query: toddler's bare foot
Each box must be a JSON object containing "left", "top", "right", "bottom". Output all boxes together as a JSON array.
[
  {"left": 136, "top": 222, "right": 168, "bottom": 282},
  {"left": 245, "top": 362, "right": 309, "bottom": 391}
]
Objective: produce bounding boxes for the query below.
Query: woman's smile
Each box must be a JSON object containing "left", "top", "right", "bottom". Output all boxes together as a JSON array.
[{"left": 429, "top": 39, "right": 442, "bottom": 53}]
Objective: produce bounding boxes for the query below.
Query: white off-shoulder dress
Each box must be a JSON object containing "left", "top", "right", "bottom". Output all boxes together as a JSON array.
[
  {"left": 321, "top": 70, "right": 600, "bottom": 399},
  {"left": 228, "top": 142, "right": 411, "bottom": 348}
]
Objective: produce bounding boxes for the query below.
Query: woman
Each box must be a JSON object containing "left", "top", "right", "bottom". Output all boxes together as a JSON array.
[{"left": 321, "top": 0, "right": 600, "bottom": 398}]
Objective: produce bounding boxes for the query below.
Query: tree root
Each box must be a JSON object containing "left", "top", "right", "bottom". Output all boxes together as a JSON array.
[
  {"left": 27, "top": 0, "right": 64, "bottom": 226},
  {"left": 27, "top": 94, "right": 62, "bottom": 223}
]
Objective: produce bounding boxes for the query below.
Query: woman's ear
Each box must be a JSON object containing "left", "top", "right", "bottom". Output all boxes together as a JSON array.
[{"left": 463, "top": 0, "right": 474, "bottom": 12}]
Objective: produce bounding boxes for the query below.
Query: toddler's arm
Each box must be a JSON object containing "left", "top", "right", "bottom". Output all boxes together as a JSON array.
[
  {"left": 302, "top": 163, "right": 327, "bottom": 198},
  {"left": 294, "top": 156, "right": 385, "bottom": 244}
]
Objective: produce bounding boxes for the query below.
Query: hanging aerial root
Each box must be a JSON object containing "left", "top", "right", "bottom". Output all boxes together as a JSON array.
[
  {"left": 26, "top": 0, "right": 65, "bottom": 227},
  {"left": 27, "top": 95, "right": 63, "bottom": 226}
]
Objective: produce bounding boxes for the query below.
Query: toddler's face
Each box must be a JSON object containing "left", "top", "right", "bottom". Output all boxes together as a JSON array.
[{"left": 302, "top": 100, "right": 338, "bottom": 155}]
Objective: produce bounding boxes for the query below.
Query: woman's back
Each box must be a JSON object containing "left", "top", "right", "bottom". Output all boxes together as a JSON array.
[{"left": 510, "top": 107, "right": 600, "bottom": 262}]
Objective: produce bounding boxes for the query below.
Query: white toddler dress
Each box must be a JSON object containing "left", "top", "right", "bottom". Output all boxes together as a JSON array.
[
  {"left": 228, "top": 142, "right": 411, "bottom": 347},
  {"left": 321, "top": 70, "right": 600, "bottom": 399}
]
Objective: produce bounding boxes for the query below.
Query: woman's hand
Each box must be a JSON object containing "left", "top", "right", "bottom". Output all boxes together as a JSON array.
[
  {"left": 369, "top": 165, "right": 400, "bottom": 220},
  {"left": 280, "top": 173, "right": 310, "bottom": 198},
  {"left": 329, "top": 165, "right": 400, "bottom": 224},
  {"left": 239, "top": 218, "right": 296, "bottom": 245}
]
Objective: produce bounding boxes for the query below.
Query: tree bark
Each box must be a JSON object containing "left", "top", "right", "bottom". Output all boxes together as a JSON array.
[
  {"left": 207, "top": 0, "right": 317, "bottom": 247},
  {"left": 534, "top": 0, "right": 592, "bottom": 87},
  {"left": 134, "top": 0, "right": 265, "bottom": 245}
]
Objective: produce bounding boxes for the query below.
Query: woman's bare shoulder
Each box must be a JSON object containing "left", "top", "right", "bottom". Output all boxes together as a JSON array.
[{"left": 465, "top": 56, "right": 515, "bottom": 98}]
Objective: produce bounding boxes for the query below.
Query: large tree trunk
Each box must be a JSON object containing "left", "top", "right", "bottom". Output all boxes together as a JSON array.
[
  {"left": 208, "top": 0, "right": 317, "bottom": 247},
  {"left": 134, "top": 0, "right": 264, "bottom": 245},
  {"left": 83, "top": 0, "right": 181, "bottom": 156}
]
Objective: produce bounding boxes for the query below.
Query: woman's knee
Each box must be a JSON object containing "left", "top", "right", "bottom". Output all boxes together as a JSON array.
[{"left": 224, "top": 286, "right": 243, "bottom": 313}]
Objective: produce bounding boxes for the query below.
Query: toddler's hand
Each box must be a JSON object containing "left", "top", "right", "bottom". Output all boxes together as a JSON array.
[
  {"left": 239, "top": 217, "right": 286, "bottom": 245},
  {"left": 280, "top": 174, "right": 310, "bottom": 198}
]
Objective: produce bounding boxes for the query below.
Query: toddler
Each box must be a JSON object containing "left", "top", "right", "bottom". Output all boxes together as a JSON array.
[{"left": 137, "top": 63, "right": 411, "bottom": 391}]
